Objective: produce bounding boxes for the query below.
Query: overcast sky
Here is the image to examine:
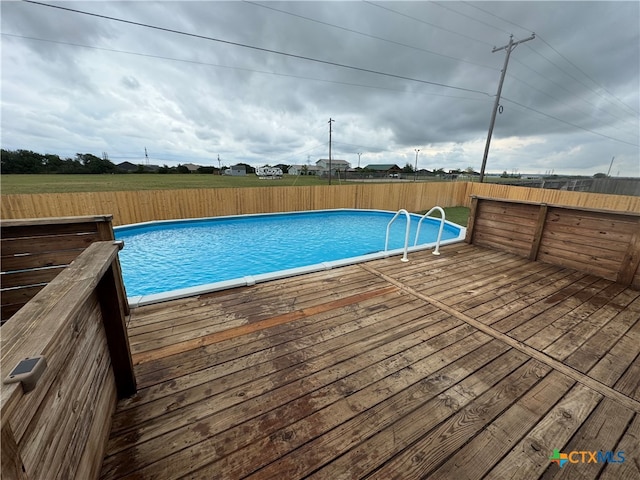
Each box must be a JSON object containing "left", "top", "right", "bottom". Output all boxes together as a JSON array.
[{"left": 2, "top": 1, "right": 639, "bottom": 176}]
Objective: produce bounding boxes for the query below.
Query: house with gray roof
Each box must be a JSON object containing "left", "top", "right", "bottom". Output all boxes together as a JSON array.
[{"left": 316, "top": 158, "right": 350, "bottom": 176}]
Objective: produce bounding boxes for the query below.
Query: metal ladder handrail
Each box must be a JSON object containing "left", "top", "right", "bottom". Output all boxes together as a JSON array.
[
  {"left": 414, "top": 206, "right": 445, "bottom": 255},
  {"left": 385, "top": 209, "right": 411, "bottom": 262}
]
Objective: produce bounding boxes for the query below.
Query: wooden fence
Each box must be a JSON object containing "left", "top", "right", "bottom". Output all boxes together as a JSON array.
[
  {"left": 1, "top": 241, "right": 136, "bottom": 480},
  {"left": 1, "top": 182, "right": 639, "bottom": 226},
  {"left": 466, "top": 196, "right": 640, "bottom": 289}
]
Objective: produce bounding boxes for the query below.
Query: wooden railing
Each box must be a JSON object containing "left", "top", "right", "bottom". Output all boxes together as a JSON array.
[
  {"left": 466, "top": 196, "right": 640, "bottom": 289},
  {"left": 0, "top": 216, "right": 128, "bottom": 323},
  {"left": 0, "top": 241, "right": 136, "bottom": 480}
]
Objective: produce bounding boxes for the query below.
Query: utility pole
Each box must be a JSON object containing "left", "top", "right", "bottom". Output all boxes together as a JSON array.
[
  {"left": 414, "top": 149, "right": 420, "bottom": 181},
  {"left": 606, "top": 156, "right": 615, "bottom": 177},
  {"left": 144, "top": 147, "right": 149, "bottom": 166},
  {"left": 357, "top": 152, "right": 362, "bottom": 168},
  {"left": 217, "top": 154, "right": 221, "bottom": 174},
  {"left": 479, "top": 33, "right": 535, "bottom": 183},
  {"left": 328, "top": 118, "right": 334, "bottom": 185}
]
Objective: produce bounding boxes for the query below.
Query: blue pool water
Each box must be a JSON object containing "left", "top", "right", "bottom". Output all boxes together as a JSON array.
[{"left": 115, "top": 209, "right": 464, "bottom": 303}]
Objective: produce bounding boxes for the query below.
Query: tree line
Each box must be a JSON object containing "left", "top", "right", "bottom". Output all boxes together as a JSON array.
[
  {"left": 0, "top": 149, "right": 230, "bottom": 174},
  {"left": 1, "top": 150, "right": 120, "bottom": 174},
  {"left": 2, "top": 149, "right": 491, "bottom": 177}
]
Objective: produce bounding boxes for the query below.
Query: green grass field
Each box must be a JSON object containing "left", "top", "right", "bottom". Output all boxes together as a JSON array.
[
  {"left": 0, "top": 173, "right": 339, "bottom": 194},
  {"left": 0, "top": 173, "right": 488, "bottom": 194},
  {"left": 417, "top": 206, "right": 469, "bottom": 227}
]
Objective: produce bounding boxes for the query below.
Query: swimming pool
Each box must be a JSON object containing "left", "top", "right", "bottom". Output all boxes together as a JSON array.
[{"left": 115, "top": 209, "right": 466, "bottom": 306}]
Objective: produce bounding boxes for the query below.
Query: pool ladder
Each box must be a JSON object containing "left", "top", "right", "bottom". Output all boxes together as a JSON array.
[{"left": 384, "top": 207, "right": 446, "bottom": 262}]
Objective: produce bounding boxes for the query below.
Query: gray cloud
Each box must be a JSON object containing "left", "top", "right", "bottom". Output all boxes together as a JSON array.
[
  {"left": 1, "top": 1, "right": 638, "bottom": 175},
  {"left": 121, "top": 75, "right": 140, "bottom": 90}
]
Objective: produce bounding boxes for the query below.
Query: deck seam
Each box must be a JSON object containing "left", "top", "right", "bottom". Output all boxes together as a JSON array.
[{"left": 360, "top": 263, "right": 640, "bottom": 414}]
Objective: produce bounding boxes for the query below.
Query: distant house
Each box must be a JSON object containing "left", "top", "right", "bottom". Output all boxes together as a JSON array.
[
  {"left": 116, "top": 161, "right": 138, "bottom": 172},
  {"left": 224, "top": 164, "right": 246, "bottom": 176},
  {"left": 363, "top": 164, "right": 402, "bottom": 176},
  {"left": 316, "top": 158, "right": 350, "bottom": 175},
  {"left": 288, "top": 164, "right": 321, "bottom": 176},
  {"left": 116, "top": 161, "right": 160, "bottom": 172},
  {"left": 182, "top": 163, "right": 201, "bottom": 173}
]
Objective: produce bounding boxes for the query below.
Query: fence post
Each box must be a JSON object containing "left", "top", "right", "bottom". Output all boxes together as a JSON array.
[
  {"left": 465, "top": 196, "right": 479, "bottom": 244},
  {"left": 95, "top": 216, "right": 130, "bottom": 315},
  {"left": 529, "top": 204, "right": 548, "bottom": 261},
  {"left": 617, "top": 219, "right": 640, "bottom": 286},
  {"left": 97, "top": 263, "right": 136, "bottom": 398}
]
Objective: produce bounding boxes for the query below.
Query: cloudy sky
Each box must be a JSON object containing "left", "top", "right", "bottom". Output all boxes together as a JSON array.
[{"left": 2, "top": 1, "right": 639, "bottom": 176}]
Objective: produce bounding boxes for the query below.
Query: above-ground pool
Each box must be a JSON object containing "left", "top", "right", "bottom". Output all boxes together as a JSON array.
[{"left": 115, "top": 208, "right": 466, "bottom": 306}]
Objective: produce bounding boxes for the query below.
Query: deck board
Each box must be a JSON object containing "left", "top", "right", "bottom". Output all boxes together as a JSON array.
[{"left": 100, "top": 243, "right": 640, "bottom": 479}]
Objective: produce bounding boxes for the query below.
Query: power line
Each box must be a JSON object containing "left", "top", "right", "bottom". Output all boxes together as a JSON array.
[
  {"left": 504, "top": 67, "right": 639, "bottom": 134},
  {"left": 246, "top": 1, "right": 499, "bottom": 72},
  {"left": 522, "top": 43, "right": 640, "bottom": 120},
  {"left": 363, "top": 1, "right": 496, "bottom": 49},
  {"left": 22, "top": 0, "right": 492, "bottom": 98},
  {"left": 460, "top": 1, "right": 531, "bottom": 37},
  {"left": 534, "top": 35, "right": 639, "bottom": 116},
  {"left": 8, "top": 30, "right": 634, "bottom": 153},
  {"left": 352, "top": 1, "right": 636, "bottom": 128},
  {"left": 507, "top": 55, "right": 638, "bottom": 130},
  {"left": 271, "top": 142, "right": 327, "bottom": 162},
  {"left": 462, "top": 1, "right": 639, "bottom": 115},
  {"left": 364, "top": 0, "right": 637, "bottom": 129},
  {"left": 436, "top": 1, "right": 639, "bottom": 121},
  {"left": 0, "top": 33, "right": 397, "bottom": 93},
  {"left": 430, "top": 1, "right": 511, "bottom": 36},
  {"left": 16, "top": 1, "right": 639, "bottom": 153},
  {"left": 501, "top": 96, "right": 639, "bottom": 147},
  {"left": 2, "top": 32, "right": 491, "bottom": 103}
]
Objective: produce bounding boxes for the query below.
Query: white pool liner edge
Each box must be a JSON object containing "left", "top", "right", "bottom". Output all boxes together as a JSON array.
[{"left": 128, "top": 229, "right": 466, "bottom": 309}]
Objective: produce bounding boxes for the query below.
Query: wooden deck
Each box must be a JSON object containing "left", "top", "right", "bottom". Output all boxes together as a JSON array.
[{"left": 100, "top": 243, "right": 640, "bottom": 479}]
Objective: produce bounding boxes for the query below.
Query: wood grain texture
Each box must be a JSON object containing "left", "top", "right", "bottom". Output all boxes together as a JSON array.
[
  {"left": 1, "top": 240, "right": 132, "bottom": 480},
  {"left": 0, "top": 216, "right": 117, "bottom": 323},
  {"left": 1, "top": 423, "right": 28, "bottom": 480},
  {"left": 468, "top": 197, "right": 640, "bottom": 289},
  {"left": 100, "top": 244, "right": 640, "bottom": 479}
]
